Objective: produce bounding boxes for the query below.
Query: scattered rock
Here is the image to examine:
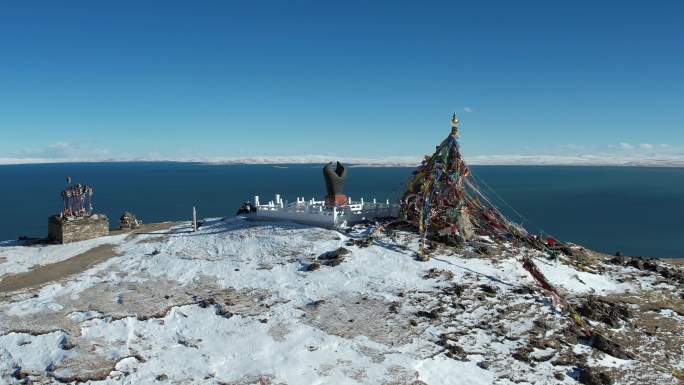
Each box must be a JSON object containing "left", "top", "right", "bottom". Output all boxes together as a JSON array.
[
  {"left": 607, "top": 255, "right": 684, "bottom": 284},
  {"left": 318, "top": 247, "right": 351, "bottom": 267},
  {"left": 214, "top": 304, "right": 233, "bottom": 318},
  {"left": 513, "top": 286, "right": 534, "bottom": 295},
  {"left": 479, "top": 284, "right": 498, "bottom": 295},
  {"left": 551, "top": 354, "right": 576, "bottom": 367},
  {"left": 438, "top": 334, "right": 468, "bottom": 361},
  {"left": 177, "top": 335, "right": 201, "bottom": 349},
  {"left": 11, "top": 366, "right": 28, "bottom": 381},
  {"left": 345, "top": 238, "right": 371, "bottom": 248},
  {"left": 590, "top": 334, "right": 635, "bottom": 360},
  {"left": 319, "top": 247, "right": 350, "bottom": 259},
  {"left": 309, "top": 299, "right": 325, "bottom": 308},
  {"left": 416, "top": 309, "right": 440, "bottom": 320},
  {"left": 532, "top": 351, "right": 556, "bottom": 362},
  {"left": 469, "top": 241, "right": 499, "bottom": 256},
  {"left": 560, "top": 325, "right": 581, "bottom": 345},
  {"left": 59, "top": 337, "right": 76, "bottom": 351},
  {"left": 512, "top": 346, "right": 532, "bottom": 363},
  {"left": 198, "top": 297, "right": 216, "bottom": 308},
  {"left": 608, "top": 255, "right": 628, "bottom": 266},
  {"left": 156, "top": 373, "right": 168, "bottom": 381},
  {"left": 443, "top": 283, "right": 465, "bottom": 297},
  {"left": 578, "top": 365, "right": 613, "bottom": 385},
  {"left": 628, "top": 258, "right": 645, "bottom": 270},
  {"left": 305, "top": 262, "right": 321, "bottom": 271},
  {"left": 576, "top": 296, "right": 631, "bottom": 328},
  {"left": 477, "top": 361, "right": 491, "bottom": 370},
  {"left": 423, "top": 268, "right": 454, "bottom": 280}
]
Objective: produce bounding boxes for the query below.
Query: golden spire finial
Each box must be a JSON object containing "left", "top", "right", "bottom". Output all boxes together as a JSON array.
[
  {"left": 450, "top": 113, "right": 460, "bottom": 137},
  {"left": 450, "top": 112, "right": 460, "bottom": 127}
]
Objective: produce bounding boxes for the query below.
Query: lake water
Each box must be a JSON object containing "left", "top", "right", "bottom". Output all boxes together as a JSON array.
[{"left": 0, "top": 163, "right": 682, "bottom": 258}]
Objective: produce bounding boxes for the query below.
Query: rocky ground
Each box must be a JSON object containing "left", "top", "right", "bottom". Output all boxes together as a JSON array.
[{"left": 0, "top": 218, "right": 682, "bottom": 384}]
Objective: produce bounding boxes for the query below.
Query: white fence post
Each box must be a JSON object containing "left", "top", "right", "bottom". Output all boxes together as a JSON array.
[{"left": 192, "top": 206, "right": 197, "bottom": 232}]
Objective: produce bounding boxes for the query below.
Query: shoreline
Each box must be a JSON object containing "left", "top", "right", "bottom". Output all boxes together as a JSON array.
[{"left": 2, "top": 159, "right": 684, "bottom": 168}]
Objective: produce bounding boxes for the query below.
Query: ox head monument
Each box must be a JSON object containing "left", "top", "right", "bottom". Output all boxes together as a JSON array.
[{"left": 323, "top": 161, "right": 348, "bottom": 206}]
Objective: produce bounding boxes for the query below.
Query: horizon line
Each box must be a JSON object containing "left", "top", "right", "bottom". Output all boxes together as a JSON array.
[{"left": 1, "top": 154, "right": 684, "bottom": 168}]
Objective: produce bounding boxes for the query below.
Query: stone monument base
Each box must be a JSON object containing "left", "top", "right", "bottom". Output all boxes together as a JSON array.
[
  {"left": 325, "top": 194, "right": 348, "bottom": 206},
  {"left": 48, "top": 214, "right": 109, "bottom": 244}
]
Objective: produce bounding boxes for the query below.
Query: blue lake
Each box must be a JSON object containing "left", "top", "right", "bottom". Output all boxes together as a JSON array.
[{"left": 0, "top": 163, "right": 682, "bottom": 258}]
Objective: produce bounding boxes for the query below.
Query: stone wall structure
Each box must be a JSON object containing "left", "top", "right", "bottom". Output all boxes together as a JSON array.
[{"left": 48, "top": 214, "right": 109, "bottom": 244}]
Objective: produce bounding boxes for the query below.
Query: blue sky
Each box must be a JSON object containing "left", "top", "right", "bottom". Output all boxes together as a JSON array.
[{"left": 1, "top": 1, "right": 682, "bottom": 163}]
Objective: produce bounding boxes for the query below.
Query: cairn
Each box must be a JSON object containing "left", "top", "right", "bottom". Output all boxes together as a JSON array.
[
  {"left": 119, "top": 211, "right": 141, "bottom": 230},
  {"left": 48, "top": 177, "right": 109, "bottom": 243}
]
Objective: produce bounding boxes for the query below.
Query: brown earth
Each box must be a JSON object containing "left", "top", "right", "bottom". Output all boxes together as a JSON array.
[
  {"left": 112, "top": 221, "right": 181, "bottom": 238},
  {"left": 0, "top": 244, "right": 118, "bottom": 294},
  {"left": 0, "top": 221, "right": 181, "bottom": 294}
]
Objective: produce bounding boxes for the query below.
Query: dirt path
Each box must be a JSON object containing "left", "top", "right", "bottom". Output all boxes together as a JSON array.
[
  {"left": 0, "top": 221, "right": 181, "bottom": 294},
  {"left": 111, "top": 221, "right": 182, "bottom": 237},
  {"left": 0, "top": 244, "right": 118, "bottom": 293}
]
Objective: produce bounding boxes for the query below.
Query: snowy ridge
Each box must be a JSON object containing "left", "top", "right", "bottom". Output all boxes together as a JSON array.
[{"left": 0, "top": 218, "right": 682, "bottom": 384}]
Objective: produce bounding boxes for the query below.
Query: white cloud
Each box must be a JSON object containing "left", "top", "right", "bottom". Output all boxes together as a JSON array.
[
  {"left": 463, "top": 106, "right": 473, "bottom": 113},
  {"left": 2, "top": 141, "right": 684, "bottom": 167},
  {"left": 15, "top": 142, "right": 111, "bottom": 160},
  {"left": 463, "top": 154, "right": 684, "bottom": 167}
]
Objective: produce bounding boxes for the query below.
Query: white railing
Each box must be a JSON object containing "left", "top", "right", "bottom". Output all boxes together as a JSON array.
[{"left": 250, "top": 193, "right": 399, "bottom": 228}]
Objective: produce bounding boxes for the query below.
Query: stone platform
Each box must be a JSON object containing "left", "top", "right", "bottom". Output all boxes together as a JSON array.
[{"left": 48, "top": 214, "right": 109, "bottom": 244}]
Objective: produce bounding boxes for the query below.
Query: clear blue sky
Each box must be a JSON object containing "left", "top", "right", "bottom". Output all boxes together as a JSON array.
[{"left": 1, "top": 1, "right": 682, "bottom": 161}]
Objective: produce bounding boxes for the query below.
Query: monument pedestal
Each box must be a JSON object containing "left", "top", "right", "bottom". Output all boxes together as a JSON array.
[
  {"left": 325, "top": 194, "right": 348, "bottom": 206},
  {"left": 48, "top": 214, "right": 109, "bottom": 244}
]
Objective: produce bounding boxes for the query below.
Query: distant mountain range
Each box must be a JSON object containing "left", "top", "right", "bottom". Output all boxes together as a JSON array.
[{"left": 1, "top": 154, "right": 684, "bottom": 167}]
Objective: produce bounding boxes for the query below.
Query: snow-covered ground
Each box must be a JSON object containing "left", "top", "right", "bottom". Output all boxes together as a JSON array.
[
  {"left": 0, "top": 218, "right": 682, "bottom": 384},
  {"left": 0, "top": 234, "right": 128, "bottom": 276}
]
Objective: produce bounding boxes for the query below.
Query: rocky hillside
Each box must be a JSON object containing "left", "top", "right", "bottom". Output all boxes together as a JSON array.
[{"left": 0, "top": 218, "right": 682, "bottom": 384}]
